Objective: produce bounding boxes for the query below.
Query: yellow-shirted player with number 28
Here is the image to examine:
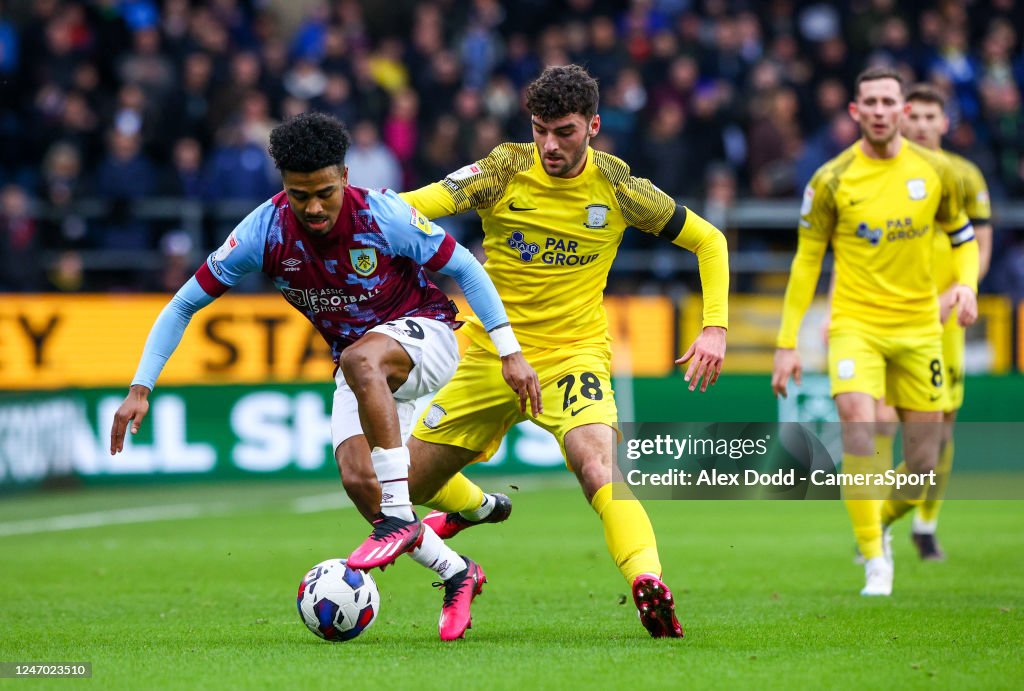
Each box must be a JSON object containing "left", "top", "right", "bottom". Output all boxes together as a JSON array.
[{"left": 354, "top": 65, "right": 730, "bottom": 638}]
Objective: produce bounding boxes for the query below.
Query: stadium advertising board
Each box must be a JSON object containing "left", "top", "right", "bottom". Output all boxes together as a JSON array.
[
  {"left": 0, "top": 385, "right": 567, "bottom": 488},
  {"left": 2, "top": 375, "right": 1021, "bottom": 489},
  {"left": 0, "top": 294, "right": 674, "bottom": 389}
]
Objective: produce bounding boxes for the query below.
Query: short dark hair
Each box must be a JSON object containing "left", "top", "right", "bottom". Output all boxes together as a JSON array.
[
  {"left": 854, "top": 66, "right": 905, "bottom": 98},
  {"left": 268, "top": 112, "right": 351, "bottom": 173},
  {"left": 905, "top": 83, "right": 946, "bottom": 109},
  {"left": 525, "top": 64, "right": 599, "bottom": 121}
]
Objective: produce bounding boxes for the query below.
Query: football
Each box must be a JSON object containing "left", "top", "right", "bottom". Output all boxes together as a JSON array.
[{"left": 297, "top": 559, "right": 380, "bottom": 642}]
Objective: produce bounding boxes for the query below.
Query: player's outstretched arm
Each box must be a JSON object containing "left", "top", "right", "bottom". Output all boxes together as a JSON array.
[
  {"left": 109, "top": 278, "right": 215, "bottom": 455},
  {"left": 773, "top": 234, "right": 828, "bottom": 399},
  {"left": 648, "top": 206, "right": 729, "bottom": 392},
  {"left": 676, "top": 326, "right": 727, "bottom": 392}
]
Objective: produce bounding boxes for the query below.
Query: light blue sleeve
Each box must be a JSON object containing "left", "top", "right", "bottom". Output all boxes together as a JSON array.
[
  {"left": 368, "top": 188, "right": 509, "bottom": 331},
  {"left": 203, "top": 200, "right": 272, "bottom": 288},
  {"left": 130, "top": 278, "right": 215, "bottom": 390},
  {"left": 366, "top": 188, "right": 451, "bottom": 264},
  {"left": 436, "top": 244, "right": 510, "bottom": 331}
]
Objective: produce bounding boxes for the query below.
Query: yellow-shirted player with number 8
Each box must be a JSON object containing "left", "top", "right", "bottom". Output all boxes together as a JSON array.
[
  {"left": 771, "top": 67, "right": 980, "bottom": 597},
  {"left": 391, "top": 65, "right": 730, "bottom": 638}
]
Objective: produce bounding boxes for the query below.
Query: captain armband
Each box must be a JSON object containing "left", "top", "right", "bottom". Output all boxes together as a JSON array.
[
  {"left": 947, "top": 222, "right": 976, "bottom": 247},
  {"left": 657, "top": 204, "right": 689, "bottom": 242}
]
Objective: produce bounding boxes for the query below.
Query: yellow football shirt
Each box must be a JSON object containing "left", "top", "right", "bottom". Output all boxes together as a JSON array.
[
  {"left": 778, "top": 140, "right": 977, "bottom": 347},
  {"left": 933, "top": 150, "right": 991, "bottom": 292},
  {"left": 401, "top": 143, "right": 728, "bottom": 351}
]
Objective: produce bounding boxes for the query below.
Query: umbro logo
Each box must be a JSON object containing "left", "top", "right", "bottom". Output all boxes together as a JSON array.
[
  {"left": 283, "top": 257, "right": 302, "bottom": 271},
  {"left": 508, "top": 201, "right": 536, "bottom": 211}
]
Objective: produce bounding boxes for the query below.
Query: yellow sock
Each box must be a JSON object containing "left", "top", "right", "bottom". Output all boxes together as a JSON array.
[
  {"left": 845, "top": 498, "right": 884, "bottom": 559},
  {"left": 873, "top": 432, "right": 917, "bottom": 523},
  {"left": 422, "top": 473, "right": 485, "bottom": 514},
  {"left": 881, "top": 460, "right": 915, "bottom": 526},
  {"left": 881, "top": 462, "right": 932, "bottom": 525},
  {"left": 917, "top": 438, "right": 953, "bottom": 524},
  {"left": 842, "top": 452, "right": 887, "bottom": 559},
  {"left": 591, "top": 483, "right": 661, "bottom": 583}
]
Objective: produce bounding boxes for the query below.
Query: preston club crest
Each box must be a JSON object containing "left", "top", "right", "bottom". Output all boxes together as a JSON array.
[
  {"left": 906, "top": 178, "right": 927, "bottom": 200},
  {"left": 584, "top": 204, "right": 610, "bottom": 229},
  {"left": 350, "top": 248, "right": 378, "bottom": 277}
]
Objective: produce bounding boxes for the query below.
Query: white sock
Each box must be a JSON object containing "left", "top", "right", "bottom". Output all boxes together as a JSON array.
[
  {"left": 912, "top": 515, "right": 938, "bottom": 535},
  {"left": 409, "top": 524, "right": 466, "bottom": 580},
  {"left": 372, "top": 446, "right": 414, "bottom": 521},
  {"left": 459, "top": 493, "right": 493, "bottom": 521}
]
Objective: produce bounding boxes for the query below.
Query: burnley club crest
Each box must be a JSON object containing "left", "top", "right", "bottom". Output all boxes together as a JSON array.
[{"left": 350, "top": 248, "right": 378, "bottom": 276}]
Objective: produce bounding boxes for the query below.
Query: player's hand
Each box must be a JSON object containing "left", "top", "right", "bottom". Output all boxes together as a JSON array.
[
  {"left": 771, "top": 348, "right": 801, "bottom": 399},
  {"left": 676, "top": 326, "right": 726, "bottom": 392},
  {"left": 501, "top": 351, "right": 542, "bottom": 416},
  {"left": 950, "top": 284, "right": 978, "bottom": 327},
  {"left": 938, "top": 286, "right": 957, "bottom": 324},
  {"left": 110, "top": 384, "right": 151, "bottom": 455},
  {"left": 820, "top": 313, "right": 831, "bottom": 346}
]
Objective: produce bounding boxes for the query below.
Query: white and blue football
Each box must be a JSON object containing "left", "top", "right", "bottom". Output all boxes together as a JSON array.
[{"left": 297, "top": 559, "right": 380, "bottom": 642}]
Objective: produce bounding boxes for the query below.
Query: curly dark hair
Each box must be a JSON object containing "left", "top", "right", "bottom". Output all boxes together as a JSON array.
[
  {"left": 525, "top": 64, "right": 599, "bottom": 121},
  {"left": 268, "top": 112, "right": 351, "bottom": 173}
]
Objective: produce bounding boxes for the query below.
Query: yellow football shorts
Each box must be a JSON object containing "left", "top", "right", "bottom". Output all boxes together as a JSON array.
[
  {"left": 412, "top": 342, "right": 619, "bottom": 467},
  {"left": 942, "top": 310, "right": 966, "bottom": 411},
  {"left": 829, "top": 329, "right": 948, "bottom": 412}
]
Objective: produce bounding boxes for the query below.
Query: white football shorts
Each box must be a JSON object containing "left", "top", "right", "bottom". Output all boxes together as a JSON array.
[{"left": 331, "top": 316, "right": 460, "bottom": 449}]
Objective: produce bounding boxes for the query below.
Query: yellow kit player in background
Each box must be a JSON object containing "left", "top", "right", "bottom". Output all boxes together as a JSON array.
[
  {"left": 771, "top": 68, "right": 980, "bottom": 597},
  {"left": 861, "top": 84, "right": 994, "bottom": 562},
  {"left": 399, "top": 64, "right": 730, "bottom": 638}
]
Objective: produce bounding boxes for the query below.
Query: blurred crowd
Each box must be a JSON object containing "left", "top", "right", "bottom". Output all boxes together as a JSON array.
[{"left": 2, "top": 0, "right": 1024, "bottom": 293}]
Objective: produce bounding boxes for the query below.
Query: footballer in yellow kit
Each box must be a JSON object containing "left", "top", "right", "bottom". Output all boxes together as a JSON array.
[
  {"left": 400, "top": 65, "right": 729, "bottom": 638},
  {"left": 781, "top": 133, "right": 978, "bottom": 411},
  {"left": 402, "top": 141, "right": 727, "bottom": 458},
  {"left": 772, "top": 67, "right": 979, "bottom": 598}
]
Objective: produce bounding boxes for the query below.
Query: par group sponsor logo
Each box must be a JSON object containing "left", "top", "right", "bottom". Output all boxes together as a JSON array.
[{"left": 507, "top": 231, "right": 540, "bottom": 261}]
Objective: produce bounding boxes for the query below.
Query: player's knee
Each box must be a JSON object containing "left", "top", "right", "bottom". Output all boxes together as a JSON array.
[
  {"left": 912, "top": 457, "right": 938, "bottom": 474},
  {"left": 573, "top": 454, "right": 612, "bottom": 501},
  {"left": 339, "top": 345, "right": 384, "bottom": 390},
  {"left": 904, "top": 443, "right": 939, "bottom": 474}
]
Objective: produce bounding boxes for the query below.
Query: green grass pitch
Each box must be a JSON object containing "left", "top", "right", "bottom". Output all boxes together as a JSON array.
[{"left": 1, "top": 478, "right": 1021, "bottom": 689}]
